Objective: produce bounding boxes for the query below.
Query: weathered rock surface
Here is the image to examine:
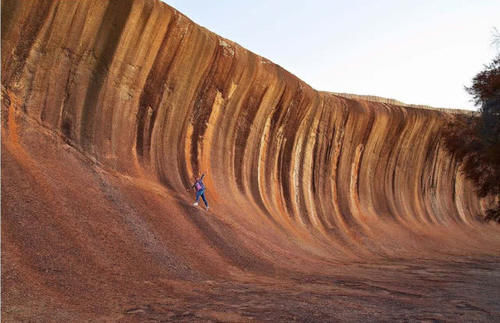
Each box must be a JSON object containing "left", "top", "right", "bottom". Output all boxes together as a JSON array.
[{"left": 2, "top": 0, "right": 500, "bottom": 321}]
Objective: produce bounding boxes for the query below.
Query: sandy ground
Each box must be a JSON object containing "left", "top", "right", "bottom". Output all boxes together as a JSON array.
[{"left": 2, "top": 110, "right": 500, "bottom": 322}]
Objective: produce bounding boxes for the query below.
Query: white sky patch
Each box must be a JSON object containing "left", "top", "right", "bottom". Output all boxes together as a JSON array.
[{"left": 162, "top": 0, "right": 500, "bottom": 110}]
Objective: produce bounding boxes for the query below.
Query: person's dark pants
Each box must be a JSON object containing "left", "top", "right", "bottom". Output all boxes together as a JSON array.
[{"left": 196, "top": 188, "right": 208, "bottom": 207}]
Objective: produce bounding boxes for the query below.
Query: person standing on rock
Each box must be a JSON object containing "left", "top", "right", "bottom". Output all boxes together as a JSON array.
[{"left": 188, "top": 173, "right": 209, "bottom": 210}]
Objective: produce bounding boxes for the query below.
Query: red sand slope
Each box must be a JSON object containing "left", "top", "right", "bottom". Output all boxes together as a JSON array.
[{"left": 2, "top": 0, "right": 500, "bottom": 321}]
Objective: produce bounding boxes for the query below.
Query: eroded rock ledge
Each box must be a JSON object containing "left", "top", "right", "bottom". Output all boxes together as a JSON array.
[{"left": 1, "top": 0, "right": 491, "bottom": 248}]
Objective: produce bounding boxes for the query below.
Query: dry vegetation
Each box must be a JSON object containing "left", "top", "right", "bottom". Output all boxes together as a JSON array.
[{"left": 443, "top": 54, "right": 500, "bottom": 222}]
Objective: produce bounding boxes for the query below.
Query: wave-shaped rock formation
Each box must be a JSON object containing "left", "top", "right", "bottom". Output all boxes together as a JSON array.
[{"left": 3, "top": 0, "right": 500, "bottom": 321}]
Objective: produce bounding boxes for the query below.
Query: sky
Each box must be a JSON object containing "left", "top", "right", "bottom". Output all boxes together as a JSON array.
[{"left": 162, "top": 0, "right": 500, "bottom": 110}]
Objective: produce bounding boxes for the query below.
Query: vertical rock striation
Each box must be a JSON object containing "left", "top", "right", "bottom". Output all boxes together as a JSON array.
[{"left": 1, "top": 0, "right": 493, "bottom": 259}]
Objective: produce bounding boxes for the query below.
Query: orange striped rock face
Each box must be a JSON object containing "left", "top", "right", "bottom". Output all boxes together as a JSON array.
[{"left": 2, "top": 0, "right": 500, "bottom": 321}]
